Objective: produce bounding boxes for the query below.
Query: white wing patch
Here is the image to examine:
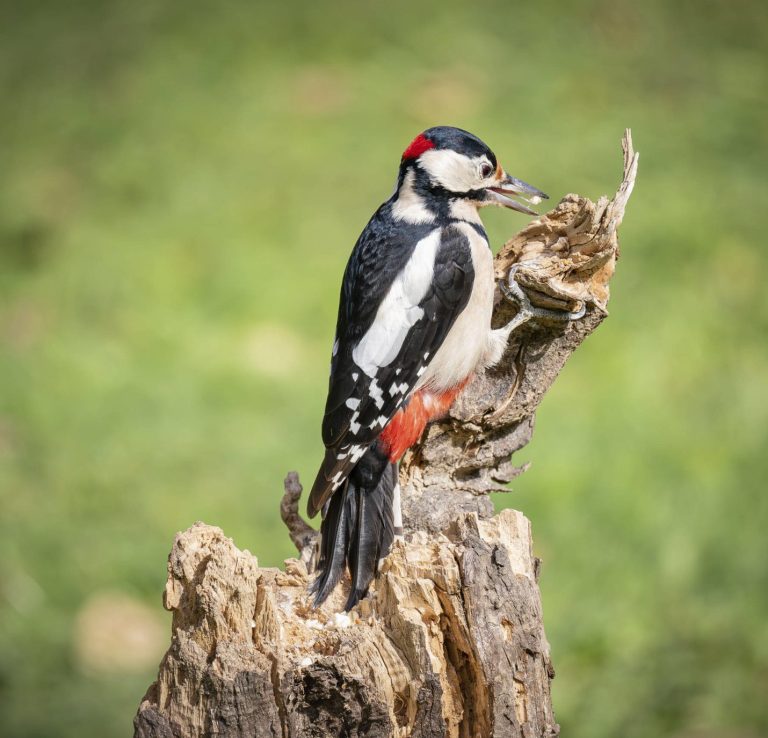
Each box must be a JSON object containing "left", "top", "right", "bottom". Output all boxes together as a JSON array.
[{"left": 352, "top": 228, "right": 441, "bottom": 377}]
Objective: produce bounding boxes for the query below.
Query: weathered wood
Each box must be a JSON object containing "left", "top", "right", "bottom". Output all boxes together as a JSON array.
[{"left": 134, "top": 132, "right": 637, "bottom": 738}]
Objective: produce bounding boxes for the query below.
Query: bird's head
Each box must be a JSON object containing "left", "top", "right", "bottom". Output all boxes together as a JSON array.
[{"left": 397, "top": 126, "right": 547, "bottom": 217}]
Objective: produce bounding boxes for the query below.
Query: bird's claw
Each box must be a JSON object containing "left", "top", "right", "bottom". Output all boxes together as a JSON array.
[{"left": 499, "top": 264, "right": 587, "bottom": 326}]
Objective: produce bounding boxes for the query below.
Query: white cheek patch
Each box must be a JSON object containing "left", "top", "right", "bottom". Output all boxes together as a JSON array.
[
  {"left": 353, "top": 229, "right": 441, "bottom": 377},
  {"left": 419, "top": 149, "right": 482, "bottom": 193}
]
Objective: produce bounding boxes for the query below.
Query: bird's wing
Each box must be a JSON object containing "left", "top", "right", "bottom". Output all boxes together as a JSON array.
[{"left": 307, "top": 222, "right": 475, "bottom": 516}]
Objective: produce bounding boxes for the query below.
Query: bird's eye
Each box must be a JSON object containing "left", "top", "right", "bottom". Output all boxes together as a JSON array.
[{"left": 480, "top": 162, "right": 494, "bottom": 178}]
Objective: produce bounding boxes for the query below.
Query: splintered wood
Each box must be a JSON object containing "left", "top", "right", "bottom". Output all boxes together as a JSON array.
[
  {"left": 135, "top": 514, "right": 553, "bottom": 738},
  {"left": 134, "top": 132, "right": 637, "bottom": 738}
]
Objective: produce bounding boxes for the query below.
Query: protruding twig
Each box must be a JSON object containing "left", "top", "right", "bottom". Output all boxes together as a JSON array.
[
  {"left": 280, "top": 472, "right": 316, "bottom": 555},
  {"left": 608, "top": 128, "right": 639, "bottom": 235}
]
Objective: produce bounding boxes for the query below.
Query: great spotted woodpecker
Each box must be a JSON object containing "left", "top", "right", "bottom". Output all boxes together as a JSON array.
[{"left": 307, "top": 126, "right": 550, "bottom": 610}]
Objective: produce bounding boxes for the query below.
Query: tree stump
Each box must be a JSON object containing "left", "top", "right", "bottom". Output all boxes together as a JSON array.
[{"left": 134, "top": 132, "right": 638, "bottom": 738}]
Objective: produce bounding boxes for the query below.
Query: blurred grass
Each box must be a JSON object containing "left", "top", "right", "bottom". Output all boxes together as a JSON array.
[{"left": 1, "top": 0, "right": 767, "bottom": 736}]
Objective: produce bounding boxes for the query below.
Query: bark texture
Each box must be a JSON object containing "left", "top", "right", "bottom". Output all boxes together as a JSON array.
[{"left": 135, "top": 132, "right": 638, "bottom": 738}]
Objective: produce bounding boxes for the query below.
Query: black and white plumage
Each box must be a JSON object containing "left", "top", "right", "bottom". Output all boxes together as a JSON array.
[
  {"left": 308, "top": 126, "right": 548, "bottom": 609},
  {"left": 312, "top": 221, "right": 474, "bottom": 503}
]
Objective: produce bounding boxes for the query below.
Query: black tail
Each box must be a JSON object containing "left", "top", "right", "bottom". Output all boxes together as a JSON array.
[{"left": 310, "top": 443, "right": 396, "bottom": 610}]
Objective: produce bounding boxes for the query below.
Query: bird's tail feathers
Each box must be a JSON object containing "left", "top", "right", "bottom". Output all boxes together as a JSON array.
[{"left": 310, "top": 443, "right": 396, "bottom": 610}]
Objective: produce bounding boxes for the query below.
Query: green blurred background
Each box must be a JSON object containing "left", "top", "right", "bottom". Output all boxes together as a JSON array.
[{"left": 1, "top": 0, "right": 767, "bottom": 735}]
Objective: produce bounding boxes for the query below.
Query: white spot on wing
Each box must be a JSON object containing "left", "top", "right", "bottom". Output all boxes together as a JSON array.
[
  {"left": 389, "top": 381, "right": 409, "bottom": 396},
  {"left": 345, "top": 398, "right": 360, "bottom": 410},
  {"left": 368, "top": 415, "right": 387, "bottom": 430},
  {"left": 369, "top": 378, "right": 384, "bottom": 409},
  {"left": 349, "top": 445, "right": 366, "bottom": 463}
]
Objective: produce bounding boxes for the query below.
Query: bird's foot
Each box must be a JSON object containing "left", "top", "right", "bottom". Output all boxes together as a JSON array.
[{"left": 498, "top": 263, "right": 587, "bottom": 334}]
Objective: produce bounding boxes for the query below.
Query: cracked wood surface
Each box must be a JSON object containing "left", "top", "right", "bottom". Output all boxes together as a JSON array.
[{"left": 134, "top": 132, "right": 637, "bottom": 738}]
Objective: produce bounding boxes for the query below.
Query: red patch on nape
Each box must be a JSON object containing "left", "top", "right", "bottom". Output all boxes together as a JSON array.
[{"left": 401, "top": 133, "right": 435, "bottom": 161}]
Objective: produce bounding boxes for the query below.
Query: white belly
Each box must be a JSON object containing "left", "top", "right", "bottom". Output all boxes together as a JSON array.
[{"left": 418, "top": 222, "right": 496, "bottom": 392}]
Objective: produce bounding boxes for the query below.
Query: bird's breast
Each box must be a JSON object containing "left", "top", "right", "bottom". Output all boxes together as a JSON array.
[{"left": 418, "top": 222, "right": 496, "bottom": 391}]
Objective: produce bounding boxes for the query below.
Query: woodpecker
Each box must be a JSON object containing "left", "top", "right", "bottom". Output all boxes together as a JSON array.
[{"left": 307, "top": 126, "right": 552, "bottom": 610}]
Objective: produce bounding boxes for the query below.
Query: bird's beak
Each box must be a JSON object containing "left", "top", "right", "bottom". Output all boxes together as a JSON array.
[{"left": 487, "top": 171, "right": 549, "bottom": 216}]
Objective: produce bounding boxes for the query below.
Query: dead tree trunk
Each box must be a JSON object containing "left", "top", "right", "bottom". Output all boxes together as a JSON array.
[{"left": 134, "top": 132, "right": 638, "bottom": 738}]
